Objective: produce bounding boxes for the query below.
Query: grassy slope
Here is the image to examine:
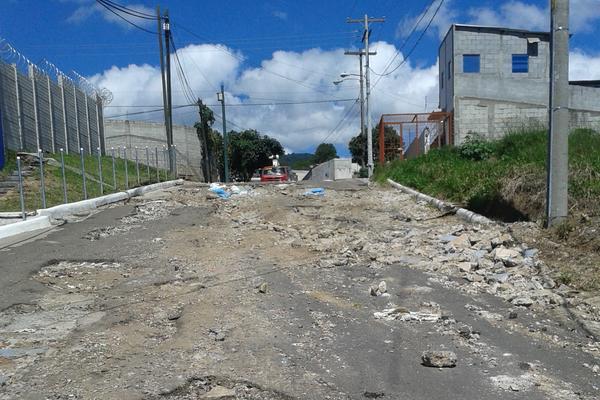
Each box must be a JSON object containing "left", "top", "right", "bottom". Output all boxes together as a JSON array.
[
  {"left": 0, "top": 150, "right": 169, "bottom": 212},
  {"left": 375, "top": 129, "right": 600, "bottom": 221}
]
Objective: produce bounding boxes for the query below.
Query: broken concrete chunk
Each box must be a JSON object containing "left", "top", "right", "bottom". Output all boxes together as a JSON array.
[
  {"left": 257, "top": 282, "right": 268, "bottom": 293},
  {"left": 449, "top": 234, "right": 471, "bottom": 249},
  {"left": 421, "top": 350, "right": 457, "bottom": 368},
  {"left": 202, "top": 385, "right": 236, "bottom": 399},
  {"left": 369, "top": 281, "right": 388, "bottom": 296},
  {"left": 492, "top": 247, "right": 523, "bottom": 268},
  {"left": 511, "top": 297, "right": 534, "bottom": 307}
]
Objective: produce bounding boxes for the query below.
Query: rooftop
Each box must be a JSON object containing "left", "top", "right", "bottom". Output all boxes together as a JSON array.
[{"left": 452, "top": 24, "right": 550, "bottom": 40}]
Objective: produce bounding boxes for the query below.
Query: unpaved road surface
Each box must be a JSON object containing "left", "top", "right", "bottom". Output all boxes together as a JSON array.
[{"left": 1, "top": 181, "right": 599, "bottom": 399}]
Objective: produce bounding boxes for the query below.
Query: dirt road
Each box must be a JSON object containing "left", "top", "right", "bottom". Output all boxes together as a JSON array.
[{"left": 0, "top": 181, "right": 599, "bottom": 399}]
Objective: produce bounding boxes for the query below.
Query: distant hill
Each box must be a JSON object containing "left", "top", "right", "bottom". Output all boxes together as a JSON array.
[{"left": 280, "top": 153, "right": 314, "bottom": 170}]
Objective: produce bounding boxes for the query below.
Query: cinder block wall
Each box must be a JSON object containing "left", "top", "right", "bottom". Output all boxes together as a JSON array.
[
  {"left": 442, "top": 26, "right": 600, "bottom": 144},
  {"left": 104, "top": 119, "right": 204, "bottom": 181}
]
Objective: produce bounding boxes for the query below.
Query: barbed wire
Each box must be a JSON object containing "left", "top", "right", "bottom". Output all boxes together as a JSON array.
[{"left": 0, "top": 36, "right": 113, "bottom": 104}]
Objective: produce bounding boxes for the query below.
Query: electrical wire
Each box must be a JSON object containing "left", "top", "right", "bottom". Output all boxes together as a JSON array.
[
  {"left": 98, "top": 0, "right": 156, "bottom": 19},
  {"left": 371, "top": 0, "right": 444, "bottom": 81},
  {"left": 105, "top": 98, "right": 359, "bottom": 118},
  {"left": 171, "top": 22, "right": 340, "bottom": 94},
  {"left": 95, "top": 0, "right": 156, "bottom": 34}
]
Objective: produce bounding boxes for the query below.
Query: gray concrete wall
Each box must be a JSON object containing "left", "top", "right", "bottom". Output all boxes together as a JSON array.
[
  {"left": 438, "top": 27, "right": 454, "bottom": 111},
  {"left": 308, "top": 158, "right": 355, "bottom": 181},
  {"left": 442, "top": 25, "right": 600, "bottom": 144},
  {"left": 104, "top": 120, "right": 204, "bottom": 181}
]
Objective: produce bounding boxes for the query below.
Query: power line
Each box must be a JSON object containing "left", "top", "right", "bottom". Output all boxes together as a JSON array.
[
  {"left": 372, "top": 0, "right": 444, "bottom": 81},
  {"left": 95, "top": 0, "right": 156, "bottom": 34},
  {"left": 105, "top": 98, "right": 358, "bottom": 118},
  {"left": 171, "top": 22, "right": 340, "bottom": 94},
  {"left": 372, "top": 0, "right": 436, "bottom": 80},
  {"left": 99, "top": 0, "right": 156, "bottom": 19},
  {"left": 319, "top": 99, "right": 360, "bottom": 144}
]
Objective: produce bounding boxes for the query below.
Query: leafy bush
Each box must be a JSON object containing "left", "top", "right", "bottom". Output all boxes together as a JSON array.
[{"left": 458, "top": 133, "right": 494, "bottom": 161}]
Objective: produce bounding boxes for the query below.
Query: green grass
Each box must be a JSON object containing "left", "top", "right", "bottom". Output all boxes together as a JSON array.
[
  {"left": 375, "top": 128, "right": 600, "bottom": 220},
  {"left": 0, "top": 150, "right": 172, "bottom": 212}
]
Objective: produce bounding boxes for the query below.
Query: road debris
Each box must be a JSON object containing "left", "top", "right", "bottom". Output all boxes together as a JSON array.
[{"left": 421, "top": 350, "right": 457, "bottom": 368}]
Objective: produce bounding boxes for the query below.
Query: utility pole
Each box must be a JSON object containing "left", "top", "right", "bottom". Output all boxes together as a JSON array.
[
  {"left": 546, "top": 0, "right": 569, "bottom": 227},
  {"left": 344, "top": 51, "right": 372, "bottom": 166},
  {"left": 163, "top": 10, "right": 175, "bottom": 175},
  {"left": 197, "top": 99, "right": 211, "bottom": 183},
  {"left": 157, "top": 6, "right": 169, "bottom": 166},
  {"left": 217, "top": 84, "right": 230, "bottom": 183},
  {"left": 347, "top": 15, "right": 384, "bottom": 178}
]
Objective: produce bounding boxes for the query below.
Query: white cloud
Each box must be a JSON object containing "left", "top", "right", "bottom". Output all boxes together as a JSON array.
[
  {"left": 396, "top": 0, "right": 458, "bottom": 40},
  {"left": 570, "top": 50, "right": 600, "bottom": 80},
  {"left": 91, "top": 41, "right": 440, "bottom": 153},
  {"left": 272, "top": 11, "right": 288, "bottom": 21},
  {"left": 467, "top": 1, "right": 548, "bottom": 31},
  {"left": 66, "top": 0, "right": 155, "bottom": 30},
  {"left": 466, "top": 0, "right": 600, "bottom": 34}
]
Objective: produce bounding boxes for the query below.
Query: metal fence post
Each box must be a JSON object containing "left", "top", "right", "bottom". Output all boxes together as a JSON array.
[
  {"left": 155, "top": 147, "right": 160, "bottom": 182},
  {"left": 60, "top": 148, "right": 68, "bottom": 203},
  {"left": 162, "top": 146, "right": 168, "bottom": 181},
  {"left": 97, "top": 147, "right": 103, "bottom": 195},
  {"left": 145, "top": 146, "right": 150, "bottom": 183},
  {"left": 173, "top": 145, "right": 178, "bottom": 178},
  {"left": 135, "top": 146, "right": 140, "bottom": 186},
  {"left": 80, "top": 147, "right": 87, "bottom": 200},
  {"left": 38, "top": 149, "right": 46, "bottom": 209},
  {"left": 111, "top": 147, "right": 117, "bottom": 191},
  {"left": 16, "top": 156, "right": 26, "bottom": 220},
  {"left": 123, "top": 147, "right": 129, "bottom": 190}
]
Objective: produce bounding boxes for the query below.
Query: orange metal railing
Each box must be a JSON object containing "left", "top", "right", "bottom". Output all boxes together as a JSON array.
[{"left": 378, "top": 112, "right": 453, "bottom": 164}]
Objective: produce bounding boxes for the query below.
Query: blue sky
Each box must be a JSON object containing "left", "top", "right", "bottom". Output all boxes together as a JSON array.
[{"left": 1, "top": 0, "right": 600, "bottom": 154}]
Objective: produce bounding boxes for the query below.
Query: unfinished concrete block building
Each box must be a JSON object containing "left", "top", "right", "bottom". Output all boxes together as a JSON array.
[{"left": 439, "top": 24, "right": 600, "bottom": 144}]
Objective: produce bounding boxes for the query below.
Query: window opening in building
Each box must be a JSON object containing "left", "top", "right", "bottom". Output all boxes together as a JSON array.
[
  {"left": 527, "top": 41, "right": 539, "bottom": 57},
  {"left": 448, "top": 60, "right": 452, "bottom": 79},
  {"left": 512, "top": 54, "right": 529, "bottom": 73},
  {"left": 463, "top": 54, "right": 480, "bottom": 73},
  {"left": 441, "top": 72, "right": 444, "bottom": 88}
]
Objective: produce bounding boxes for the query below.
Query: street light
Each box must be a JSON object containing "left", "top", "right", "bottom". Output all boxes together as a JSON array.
[{"left": 334, "top": 71, "right": 366, "bottom": 169}]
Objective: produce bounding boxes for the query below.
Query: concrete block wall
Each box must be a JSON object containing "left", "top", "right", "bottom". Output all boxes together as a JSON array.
[
  {"left": 454, "top": 97, "right": 600, "bottom": 144},
  {"left": 441, "top": 25, "right": 600, "bottom": 144},
  {"left": 104, "top": 119, "right": 204, "bottom": 181}
]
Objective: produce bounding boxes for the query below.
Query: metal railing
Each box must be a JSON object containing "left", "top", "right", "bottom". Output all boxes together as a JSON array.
[{"left": 8, "top": 145, "right": 177, "bottom": 220}]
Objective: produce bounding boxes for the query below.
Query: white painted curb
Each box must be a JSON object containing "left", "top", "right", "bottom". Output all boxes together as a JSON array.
[
  {"left": 387, "top": 178, "right": 493, "bottom": 225},
  {"left": 0, "top": 179, "right": 184, "bottom": 241},
  {"left": 0, "top": 215, "right": 51, "bottom": 240},
  {"left": 37, "top": 179, "right": 184, "bottom": 220}
]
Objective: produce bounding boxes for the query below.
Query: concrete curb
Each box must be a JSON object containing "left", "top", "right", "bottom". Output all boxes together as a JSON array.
[
  {"left": 38, "top": 179, "right": 184, "bottom": 220},
  {"left": 0, "top": 179, "right": 184, "bottom": 241},
  {"left": 387, "top": 178, "right": 493, "bottom": 225},
  {"left": 0, "top": 215, "right": 51, "bottom": 240}
]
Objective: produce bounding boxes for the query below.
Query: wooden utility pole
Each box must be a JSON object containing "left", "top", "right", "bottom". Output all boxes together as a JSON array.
[
  {"left": 347, "top": 15, "right": 384, "bottom": 178},
  {"left": 546, "top": 0, "right": 569, "bottom": 227}
]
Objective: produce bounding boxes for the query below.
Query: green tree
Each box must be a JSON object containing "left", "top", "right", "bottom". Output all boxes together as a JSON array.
[
  {"left": 348, "top": 125, "right": 400, "bottom": 165},
  {"left": 313, "top": 143, "right": 338, "bottom": 164},
  {"left": 194, "top": 102, "right": 218, "bottom": 181},
  {"left": 228, "top": 130, "right": 284, "bottom": 181}
]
